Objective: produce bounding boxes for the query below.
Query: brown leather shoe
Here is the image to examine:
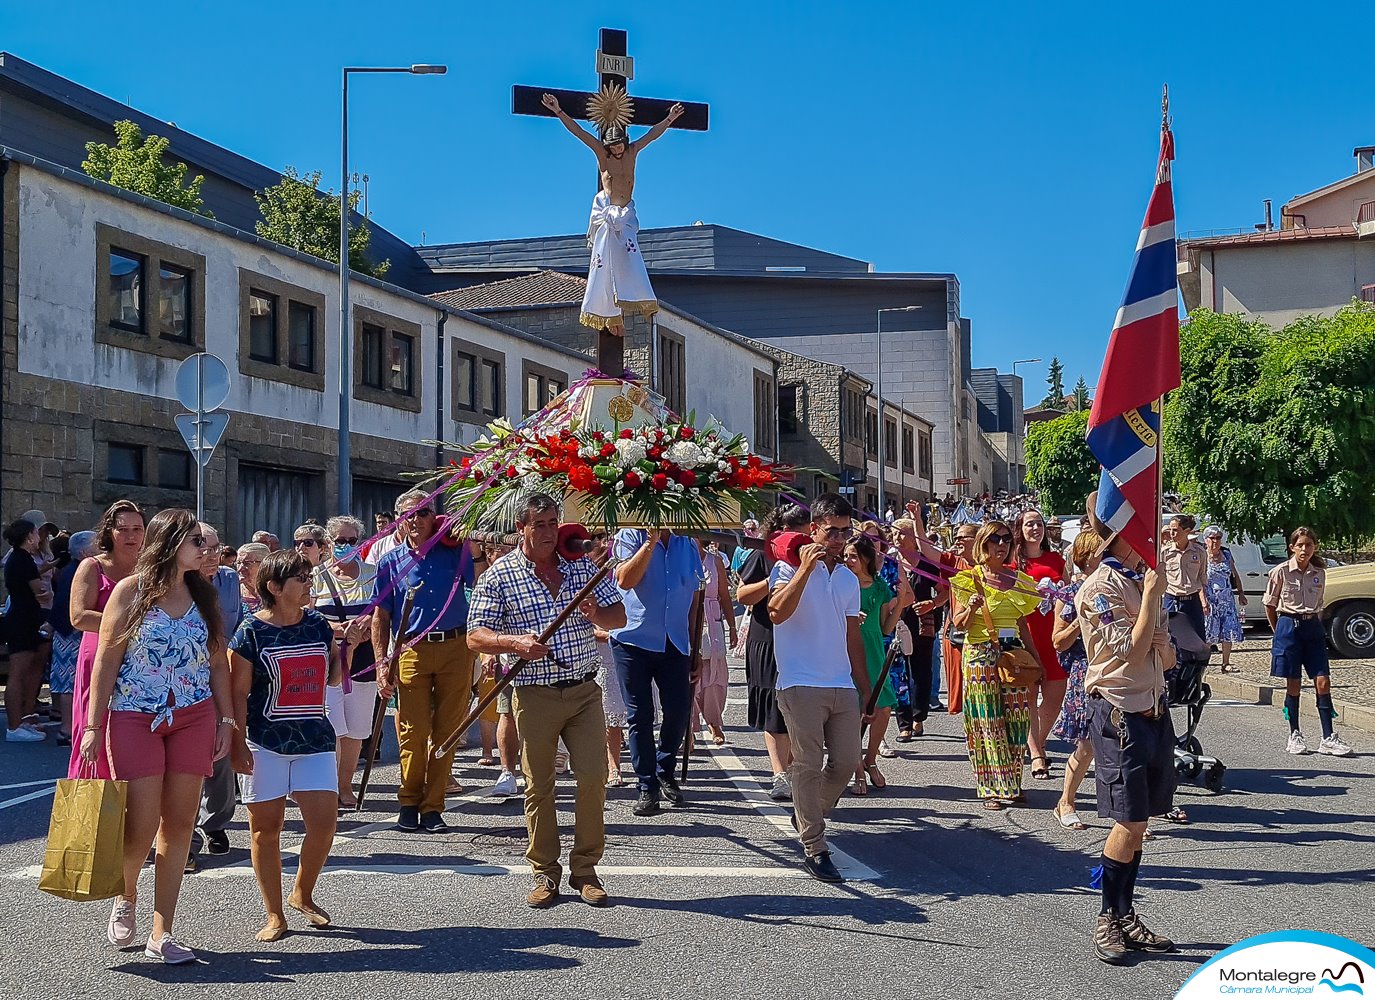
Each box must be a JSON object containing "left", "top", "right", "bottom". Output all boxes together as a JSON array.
[
  {"left": 569, "top": 875, "right": 609, "bottom": 907},
  {"left": 527, "top": 874, "right": 560, "bottom": 909}
]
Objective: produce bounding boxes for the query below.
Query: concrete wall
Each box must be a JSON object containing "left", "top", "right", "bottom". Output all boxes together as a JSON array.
[
  {"left": 1198, "top": 238, "right": 1375, "bottom": 326},
  {"left": 1284, "top": 172, "right": 1375, "bottom": 230}
]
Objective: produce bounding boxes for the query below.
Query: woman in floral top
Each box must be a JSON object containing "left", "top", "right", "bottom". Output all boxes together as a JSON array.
[{"left": 81, "top": 508, "right": 231, "bottom": 966}]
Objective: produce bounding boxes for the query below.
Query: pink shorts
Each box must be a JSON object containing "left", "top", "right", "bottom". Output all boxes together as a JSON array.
[{"left": 107, "top": 698, "right": 216, "bottom": 781}]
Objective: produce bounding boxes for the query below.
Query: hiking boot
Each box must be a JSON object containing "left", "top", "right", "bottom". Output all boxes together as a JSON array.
[
  {"left": 632, "top": 791, "right": 661, "bottom": 817},
  {"left": 1120, "top": 910, "right": 1175, "bottom": 953},
  {"left": 803, "top": 851, "right": 844, "bottom": 883},
  {"left": 1093, "top": 914, "right": 1128, "bottom": 964},
  {"left": 527, "top": 874, "right": 560, "bottom": 909}
]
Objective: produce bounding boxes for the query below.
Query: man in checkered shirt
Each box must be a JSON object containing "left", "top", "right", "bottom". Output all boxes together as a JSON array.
[{"left": 467, "top": 493, "right": 625, "bottom": 909}]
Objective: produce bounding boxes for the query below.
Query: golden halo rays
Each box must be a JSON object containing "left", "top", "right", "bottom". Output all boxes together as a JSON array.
[{"left": 586, "top": 83, "right": 634, "bottom": 134}]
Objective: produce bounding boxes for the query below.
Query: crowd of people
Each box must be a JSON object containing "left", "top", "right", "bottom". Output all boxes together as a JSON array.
[{"left": 0, "top": 485, "right": 1357, "bottom": 965}]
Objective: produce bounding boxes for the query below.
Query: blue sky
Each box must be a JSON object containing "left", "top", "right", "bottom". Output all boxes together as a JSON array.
[{"left": 4, "top": 1, "right": 1370, "bottom": 396}]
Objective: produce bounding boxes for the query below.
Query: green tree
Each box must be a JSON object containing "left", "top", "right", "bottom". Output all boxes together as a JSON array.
[
  {"left": 1040, "top": 356, "right": 1066, "bottom": 409},
  {"left": 1164, "top": 304, "right": 1375, "bottom": 544},
  {"left": 255, "top": 168, "right": 389, "bottom": 278},
  {"left": 1024, "top": 409, "right": 1098, "bottom": 515},
  {"left": 82, "top": 120, "right": 210, "bottom": 216},
  {"left": 1070, "top": 376, "right": 1091, "bottom": 411}
]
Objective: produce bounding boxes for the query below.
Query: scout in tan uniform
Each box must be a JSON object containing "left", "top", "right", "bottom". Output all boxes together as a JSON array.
[
  {"left": 1074, "top": 494, "right": 1177, "bottom": 966},
  {"left": 1265, "top": 527, "right": 1350, "bottom": 757},
  {"left": 1161, "top": 514, "right": 1208, "bottom": 641}
]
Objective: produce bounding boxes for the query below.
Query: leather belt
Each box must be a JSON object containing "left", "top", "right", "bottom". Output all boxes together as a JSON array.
[
  {"left": 423, "top": 628, "right": 465, "bottom": 643},
  {"left": 548, "top": 672, "right": 597, "bottom": 690},
  {"left": 1090, "top": 691, "right": 1165, "bottom": 719},
  {"left": 1280, "top": 612, "right": 1320, "bottom": 622}
]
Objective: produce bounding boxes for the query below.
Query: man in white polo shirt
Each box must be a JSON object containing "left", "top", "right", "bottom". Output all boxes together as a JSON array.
[{"left": 768, "top": 492, "right": 872, "bottom": 883}]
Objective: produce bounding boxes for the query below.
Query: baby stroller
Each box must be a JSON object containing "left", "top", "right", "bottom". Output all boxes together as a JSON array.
[{"left": 1166, "top": 608, "right": 1227, "bottom": 793}]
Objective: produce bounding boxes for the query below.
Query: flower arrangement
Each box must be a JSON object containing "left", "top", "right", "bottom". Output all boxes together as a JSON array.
[{"left": 441, "top": 413, "right": 798, "bottom": 531}]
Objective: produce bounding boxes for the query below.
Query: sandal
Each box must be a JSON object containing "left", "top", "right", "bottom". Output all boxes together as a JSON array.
[
  {"left": 1030, "top": 756, "right": 1051, "bottom": 780},
  {"left": 983, "top": 799, "right": 1007, "bottom": 811},
  {"left": 1054, "top": 804, "right": 1088, "bottom": 830},
  {"left": 864, "top": 760, "right": 887, "bottom": 789},
  {"left": 1164, "top": 806, "right": 1189, "bottom": 824},
  {"left": 850, "top": 775, "right": 868, "bottom": 796},
  {"left": 895, "top": 729, "right": 914, "bottom": 743},
  {"left": 1143, "top": 827, "right": 1156, "bottom": 841},
  {"left": 477, "top": 756, "right": 496, "bottom": 766}
]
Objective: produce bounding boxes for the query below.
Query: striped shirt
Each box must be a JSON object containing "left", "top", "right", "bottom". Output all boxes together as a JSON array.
[{"left": 467, "top": 548, "right": 623, "bottom": 685}]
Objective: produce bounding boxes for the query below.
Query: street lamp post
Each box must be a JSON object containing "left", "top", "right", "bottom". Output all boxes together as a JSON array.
[
  {"left": 1010, "top": 358, "right": 1041, "bottom": 492},
  {"left": 876, "top": 305, "right": 921, "bottom": 518},
  {"left": 338, "top": 63, "right": 446, "bottom": 515}
]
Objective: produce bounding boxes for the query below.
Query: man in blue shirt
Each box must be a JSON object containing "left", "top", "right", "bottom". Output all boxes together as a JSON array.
[
  {"left": 611, "top": 527, "right": 703, "bottom": 816},
  {"left": 372, "top": 489, "right": 480, "bottom": 834}
]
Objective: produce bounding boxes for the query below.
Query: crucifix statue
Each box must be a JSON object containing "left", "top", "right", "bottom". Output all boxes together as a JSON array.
[{"left": 513, "top": 28, "right": 709, "bottom": 374}]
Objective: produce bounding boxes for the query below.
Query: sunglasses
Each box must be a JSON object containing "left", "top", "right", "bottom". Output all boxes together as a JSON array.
[
  {"left": 403, "top": 507, "right": 435, "bottom": 520},
  {"left": 187, "top": 534, "right": 206, "bottom": 548},
  {"left": 290, "top": 572, "right": 312, "bottom": 584},
  {"left": 294, "top": 538, "right": 320, "bottom": 548},
  {"left": 334, "top": 537, "right": 359, "bottom": 546},
  {"left": 991, "top": 533, "right": 1013, "bottom": 545},
  {"left": 819, "top": 527, "right": 855, "bottom": 540}
]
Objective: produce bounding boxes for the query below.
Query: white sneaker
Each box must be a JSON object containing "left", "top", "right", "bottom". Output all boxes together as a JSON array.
[
  {"left": 877, "top": 739, "right": 898, "bottom": 759},
  {"left": 768, "top": 772, "right": 792, "bottom": 801},
  {"left": 5, "top": 726, "right": 45, "bottom": 743},
  {"left": 144, "top": 933, "right": 196, "bottom": 965},
  {"left": 1317, "top": 733, "right": 1352, "bottom": 757},
  {"left": 1286, "top": 730, "right": 1308, "bottom": 755},
  {"left": 491, "top": 770, "right": 519, "bottom": 797}
]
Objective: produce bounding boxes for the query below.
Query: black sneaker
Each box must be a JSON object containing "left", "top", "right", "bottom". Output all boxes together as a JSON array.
[
  {"left": 183, "top": 853, "right": 198, "bottom": 874},
  {"left": 1093, "top": 914, "right": 1128, "bottom": 964},
  {"left": 660, "top": 774, "right": 686, "bottom": 807},
  {"left": 420, "top": 811, "right": 449, "bottom": 833},
  {"left": 632, "top": 792, "right": 661, "bottom": 817},
  {"left": 204, "top": 830, "right": 230, "bottom": 856},
  {"left": 396, "top": 805, "right": 421, "bottom": 831},
  {"left": 1120, "top": 910, "right": 1175, "bottom": 953},
  {"left": 803, "top": 851, "right": 844, "bottom": 883}
]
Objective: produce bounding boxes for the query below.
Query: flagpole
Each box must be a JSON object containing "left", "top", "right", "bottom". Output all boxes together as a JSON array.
[{"left": 1156, "top": 83, "right": 1171, "bottom": 568}]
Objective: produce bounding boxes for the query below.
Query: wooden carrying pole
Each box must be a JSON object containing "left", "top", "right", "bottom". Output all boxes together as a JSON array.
[
  {"left": 430, "top": 560, "right": 616, "bottom": 760},
  {"left": 356, "top": 582, "right": 421, "bottom": 811},
  {"left": 859, "top": 640, "right": 902, "bottom": 740},
  {"left": 679, "top": 585, "right": 707, "bottom": 782}
]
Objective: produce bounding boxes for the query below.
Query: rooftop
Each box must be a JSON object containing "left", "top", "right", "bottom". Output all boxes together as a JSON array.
[
  {"left": 1181, "top": 225, "right": 1357, "bottom": 249},
  {"left": 430, "top": 271, "right": 587, "bottom": 310}
]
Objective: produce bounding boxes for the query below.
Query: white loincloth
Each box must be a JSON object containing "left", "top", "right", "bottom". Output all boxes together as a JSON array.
[{"left": 581, "top": 191, "right": 659, "bottom": 330}]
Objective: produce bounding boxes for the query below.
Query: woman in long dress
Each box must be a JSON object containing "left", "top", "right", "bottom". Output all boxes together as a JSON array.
[{"left": 1202, "top": 526, "right": 1246, "bottom": 672}]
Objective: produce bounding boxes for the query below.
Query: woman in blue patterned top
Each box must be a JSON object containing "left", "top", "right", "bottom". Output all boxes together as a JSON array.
[{"left": 229, "top": 549, "right": 344, "bottom": 943}]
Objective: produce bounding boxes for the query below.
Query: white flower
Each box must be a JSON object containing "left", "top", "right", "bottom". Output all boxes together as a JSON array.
[
  {"left": 668, "top": 480, "right": 684, "bottom": 493},
  {"left": 614, "top": 481, "right": 624, "bottom": 492},
  {"left": 614, "top": 438, "right": 647, "bottom": 467},
  {"left": 666, "top": 441, "right": 705, "bottom": 467}
]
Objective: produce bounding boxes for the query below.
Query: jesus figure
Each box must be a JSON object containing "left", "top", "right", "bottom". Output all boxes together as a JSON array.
[{"left": 542, "top": 92, "right": 683, "bottom": 336}]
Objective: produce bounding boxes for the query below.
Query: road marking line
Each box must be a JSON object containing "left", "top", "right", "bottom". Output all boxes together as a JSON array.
[
  {"left": 6, "top": 862, "right": 813, "bottom": 880},
  {"left": 0, "top": 779, "right": 58, "bottom": 792},
  {"left": 0, "top": 786, "right": 56, "bottom": 811},
  {"left": 706, "top": 742, "right": 881, "bottom": 882}
]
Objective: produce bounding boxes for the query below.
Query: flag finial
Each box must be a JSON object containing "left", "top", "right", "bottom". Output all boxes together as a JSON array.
[{"left": 1161, "top": 84, "right": 1171, "bottom": 132}]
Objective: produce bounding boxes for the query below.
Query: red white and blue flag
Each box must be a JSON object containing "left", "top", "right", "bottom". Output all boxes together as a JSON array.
[{"left": 1085, "top": 124, "right": 1181, "bottom": 569}]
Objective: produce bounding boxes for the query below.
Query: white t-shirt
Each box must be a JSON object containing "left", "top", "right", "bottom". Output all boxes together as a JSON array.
[
  {"left": 768, "top": 560, "right": 861, "bottom": 689},
  {"left": 364, "top": 532, "right": 402, "bottom": 567}
]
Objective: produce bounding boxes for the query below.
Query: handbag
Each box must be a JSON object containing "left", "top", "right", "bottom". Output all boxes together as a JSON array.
[
  {"left": 972, "top": 569, "right": 1044, "bottom": 688},
  {"left": 39, "top": 764, "right": 128, "bottom": 901}
]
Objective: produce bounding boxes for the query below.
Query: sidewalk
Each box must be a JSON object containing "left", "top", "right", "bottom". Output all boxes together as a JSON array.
[{"left": 1205, "top": 634, "right": 1375, "bottom": 733}]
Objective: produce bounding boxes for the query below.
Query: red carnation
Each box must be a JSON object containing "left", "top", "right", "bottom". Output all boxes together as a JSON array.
[
  {"left": 568, "top": 462, "right": 596, "bottom": 491},
  {"left": 619, "top": 428, "right": 634, "bottom": 439},
  {"left": 678, "top": 469, "right": 697, "bottom": 487},
  {"left": 649, "top": 446, "right": 664, "bottom": 459},
  {"left": 600, "top": 443, "right": 616, "bottom": 458},
  {"left": 679, "top": 426, "right": 695, "bottom": 440},
  {"left": 651, "top": 473, "right": 669, "bottom": 491},
  {"left": 505, "top": 466, "right": 520, "bottom": 479},
  {"left": 624, "top": 471, "right": 643, "bottom": 488}
]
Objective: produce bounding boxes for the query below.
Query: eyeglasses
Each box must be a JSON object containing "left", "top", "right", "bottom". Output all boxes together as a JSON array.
[
  {"left": 188, "top": 534, "right": 206, "bottom": 548},
  {"left": 819, "top": 527, "right": 855, "bottom": 540},
  {"left": 291, "top": 573, "right": 312, "bottom": 584},
  {"left": 334, "top": 537, "right": 359, "bottom": 546},
  {"left": 991, "top": 534, "right": 1013, "bottom": 545},
  {"left": 294, "top": 538, "right": 320, "bottom": 548},
  {"left": 403, "top": 507, "right": 435, "bottom": 520}
]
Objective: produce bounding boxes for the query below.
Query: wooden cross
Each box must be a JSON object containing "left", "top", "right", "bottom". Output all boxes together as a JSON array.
[{"left": 513, "top": 27, "right": 710, "bottom": 377}]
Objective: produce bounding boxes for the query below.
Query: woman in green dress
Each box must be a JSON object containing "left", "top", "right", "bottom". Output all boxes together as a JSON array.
[{"left": 844, "top": 533, "right": 912, "bottom": 795}]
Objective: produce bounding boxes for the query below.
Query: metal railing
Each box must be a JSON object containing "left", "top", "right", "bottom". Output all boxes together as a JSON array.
[{"left": 1358, "top": 200, "right": 1375, "bottom": 226}]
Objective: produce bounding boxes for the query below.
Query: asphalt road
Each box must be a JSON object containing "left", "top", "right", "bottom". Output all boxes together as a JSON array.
[{"left": 1, "top": 662, "right": 1371, "bottom": 1000}]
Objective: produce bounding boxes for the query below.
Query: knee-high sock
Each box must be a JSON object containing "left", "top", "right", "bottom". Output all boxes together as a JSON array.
[
  {"left": 1284, "top": 694, "right": 1300, "bottom": 733},
  {"left": 1316, "top": 693, "right": 1335, "bottom": 739},
  {"left": 1118, "top": 850, "right": 1143, "bottom": 917},
  {"left": 1100, "top": 855, "right": 1131, "bottom": 918}
]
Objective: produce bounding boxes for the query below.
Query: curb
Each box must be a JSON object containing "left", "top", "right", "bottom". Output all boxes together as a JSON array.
[{"left": 1206, "top": 673, "right": 1375, "bottom": 734}]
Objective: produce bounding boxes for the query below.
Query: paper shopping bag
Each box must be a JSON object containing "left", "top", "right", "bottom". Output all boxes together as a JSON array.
[{"left": 39, "top": 777, "right": 127, "bottom": 901}]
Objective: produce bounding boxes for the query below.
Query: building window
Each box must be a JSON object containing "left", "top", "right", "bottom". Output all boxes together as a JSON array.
[
  {"left": 453, "top": 340, "right": 505, "bottom": 421},
  {"left": 753, "top": 371, "right": 776, "bottom": 454},
  {"left": 96, "top": 226, "right": 206, "bottom": 360},
  {"left": 107, "top": 443, "right": 143, "bottom": 485},
  {"left": 287, "top": 301, "right": 315, "bottom": 371},
  {"left": 919, "top": 431, "right": 933, "bottom": 479},
  {"left": 157, "top": 449, "right": 193, "bottom": 490},
  {"left": 158, "top": 263, "right": 192, "bottom": 342},
  {"left": 658, "top": 329, "right": 687, "bottom": 415},
  {"left": 779, "top": 384, "right": 799, "bottom": 437},
  {"left": 902, "top": 426, "right": 915, "bottom": 472},
  {"left": 390, "top": 333, "right": 414, "bottom": 395},
  {"left": 361, "top": 323, "right": 386, "bottom": 388},
  {"left": 884, "top": 417, "right": 898, "bottom": 467},
  {"left": 864, "top": 408, "right": 878, "bottom": 457},
  {"left": 107, "top": 249, "right": 145, "bottom": 333},
  {"left": 248, "top": 291, "right": 278, "bottom": 362},
  {"left": 237, "top": 270, "right": 326, "bottom": 387},
  {"left": 521, "top": 360, "right": 568, "bottom": 417}
]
